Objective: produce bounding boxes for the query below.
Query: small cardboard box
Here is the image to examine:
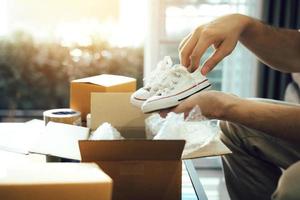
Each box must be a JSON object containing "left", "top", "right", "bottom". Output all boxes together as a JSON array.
[
  {"left": 79, "top": 140, "right": 185, "bottom": 200},
  {"left": 88, "top": 92, "right": 185, "bottom": 200},
  {"left": 0, "top": 163, "right": 113, "bottom": 200},
  {"left": 90, "top": 92, "right": 147, "bottom": 138},
  {"left": 70, "top": 74, "right": 136, "bottom": 119}
]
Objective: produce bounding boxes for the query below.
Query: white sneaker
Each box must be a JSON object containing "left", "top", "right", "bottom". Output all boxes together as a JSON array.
[
  {"left": 130, "top": 56, "right": 173, "bottom": 107},
  {"left": 141, "top": 65, "right": 211, "bottom": 113}
]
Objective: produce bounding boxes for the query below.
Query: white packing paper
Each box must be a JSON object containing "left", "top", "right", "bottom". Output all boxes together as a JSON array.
[
  {"left": 30, "top": 121, "right": 90, "bottom": 160},
  {"left": 148, "top": 106, "right": 230, "bottom": 158},
  {"left": 89, "top": 122, "right": 124, "bottom": 140}
]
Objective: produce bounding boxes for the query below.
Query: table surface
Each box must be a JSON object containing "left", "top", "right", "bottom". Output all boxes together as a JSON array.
[{"left": 0, "top": 150, "right": 207, "bottom": 200}]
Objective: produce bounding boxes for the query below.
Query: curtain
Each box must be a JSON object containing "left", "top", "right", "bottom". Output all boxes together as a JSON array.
[{"left": 258, "top": 0, "right": 300, "bottom": 100}]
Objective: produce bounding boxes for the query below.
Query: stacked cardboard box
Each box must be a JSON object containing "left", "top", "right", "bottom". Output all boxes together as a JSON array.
[{"left": 70, "top": 74, "right": 136, "bottom": 119}]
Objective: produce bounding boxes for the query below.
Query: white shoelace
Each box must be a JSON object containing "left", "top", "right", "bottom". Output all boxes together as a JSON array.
[
  {"left": 150, "top": 65, "right": 191, "bottom": 96},
  {"left": 143, "top": 56, "right": 173, "bottom": 90}
]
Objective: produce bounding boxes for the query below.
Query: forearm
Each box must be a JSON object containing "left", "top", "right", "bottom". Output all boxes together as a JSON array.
[
  {"left": 222, "top": 99, "right": 300, "bottom": 143},
  {"left": 240, "top": 15, "right": 300, "bottom": 72}
]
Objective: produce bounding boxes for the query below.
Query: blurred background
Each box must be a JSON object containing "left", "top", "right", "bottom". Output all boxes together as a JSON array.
[
  {"left": 0, "top": 1, "right": 299, "bottom": 199},
  {"left": 0, "top": 0, "right": 264, "bottom": 122},
  {"left": 1, "top": 0, "right": 299, "bottom": 122}
]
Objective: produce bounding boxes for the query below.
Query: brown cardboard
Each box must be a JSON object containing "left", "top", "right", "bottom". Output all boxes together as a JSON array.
[
  {"left": 79, "top": 140, "right": 185, "bottom": 200},
  {"left": 0, "top": 163, "right": 112, "bottom": 200},
  {"left": 91, "top": 92, "right": 147, "bottom": 137},
  {"left": 70, "top": 74, "right": 136, "bottom": 119}
]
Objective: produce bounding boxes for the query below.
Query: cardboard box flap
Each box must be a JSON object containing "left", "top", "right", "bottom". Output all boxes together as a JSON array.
[
  {"left": 91, "top": 93, "right": 148, "bottom": 130},
  {"left": 117, "top": 127, "right": 146, "bottom": 139},
  {"left": 182, "top": 137, "right": 232, "bottom": 159},
  {"left": 72, "top": 74, "right": 136, "bottom": 87},
  {"left": 30, "top": 122, "right": 90, "bottom": 160},
  {"left": 79, "top": 140, "right": 185, "bottom": 161}
]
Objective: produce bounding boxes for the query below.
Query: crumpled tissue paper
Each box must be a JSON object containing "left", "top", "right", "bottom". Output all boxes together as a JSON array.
[{"left": 89, "top": 122, "right": 124, "bottom": 140}]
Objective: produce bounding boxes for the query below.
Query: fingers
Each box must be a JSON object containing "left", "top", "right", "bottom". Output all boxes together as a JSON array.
[
  {"left": 179, "top": 27, "right": 216, "bottom": 71},
  {"left": 172, "top": 103, "right": 193, "bottom": 118},
  {"left": 171, "top": 103, "right": 185, "bottom": 114},
  {"left": 158, "top": 108, "right": 173, "bottom": 118},
  {"left": 179, "top": 31, "right": 199, "bottom": 67},
  {"left": 178, "top": 33, "right": 191, "bottom": 51},
  {"left": 201, "top": 39, "right": 235, "bottom": 75},
  {"left": 189, "top": 37, "right": 211, "bottom": 72},
  {"left": 213, "top": 41, "right": 222, "bottom": 50}
]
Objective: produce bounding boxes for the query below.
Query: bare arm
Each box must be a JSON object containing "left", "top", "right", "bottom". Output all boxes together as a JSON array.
[
  {"left": 240, "top": 19, "right": 300, "bottom": 72},
  {"left": 224, "top": 98, "right": 300, "bottom": 142},
  {"left": 164, "top": 91, "right": 300, "bottom": 143}
]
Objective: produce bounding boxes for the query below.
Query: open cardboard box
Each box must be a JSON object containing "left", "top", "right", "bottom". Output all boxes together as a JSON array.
[
  {"left": 81, "top": 92, "right": 231, "bottom": 200},
  {"left": 79, "top": 140, "right": 184, "bottom": 200},
  {"left": 82, "top": 93, "right": 186, "bottom": 200},
  {"left": 90, "top": 92, "right": 231, "bottom": 159}
]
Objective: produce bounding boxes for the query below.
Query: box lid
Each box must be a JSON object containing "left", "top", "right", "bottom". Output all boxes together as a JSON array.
[
  {"left": 91, "top": 93, "right": 147, "bottom": 130},
  {"left": 79, "top": 140, "right": 185, "bottom": 161},
  {"left": 182, "top": 137, "right": 232, "bottom": 159},
  {"left": 72, "top": 74, "right": 136, "bottom": 87},
  {"left": 30, "top": 122, "right": 90, "bottom": 160}
]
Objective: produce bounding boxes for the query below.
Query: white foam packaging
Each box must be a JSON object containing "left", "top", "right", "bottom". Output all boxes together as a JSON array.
[
  {"left": 149, "top": 106, "right": 222, "bottom": 158},
  {"left": 89, "top": 122, "right": 124, "bottom": 140}
]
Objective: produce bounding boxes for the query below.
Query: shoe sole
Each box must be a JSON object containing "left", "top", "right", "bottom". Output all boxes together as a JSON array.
[{"left": 142, "top": 80, "right": 211, "bottom": 113}]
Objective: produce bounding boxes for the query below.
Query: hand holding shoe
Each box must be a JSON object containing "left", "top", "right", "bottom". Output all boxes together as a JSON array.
[
  {"left": 179, "top": 14, "right": 251, "bottom": 74},
  {"left": 160, "top": 90, "right": 240, "bottom": 119}
]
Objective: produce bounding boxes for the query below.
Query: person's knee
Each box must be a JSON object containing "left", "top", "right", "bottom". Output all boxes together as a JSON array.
[{"left": 272, "top": 161, "right": 300, "bottom": 200}]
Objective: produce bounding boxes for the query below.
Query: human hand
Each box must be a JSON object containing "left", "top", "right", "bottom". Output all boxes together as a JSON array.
[
  {"left": 159, "top": 90, "right": 240, "bottom": 119},
  {"left": 179, "top": 14, "right": 251, "bottom": 74}
]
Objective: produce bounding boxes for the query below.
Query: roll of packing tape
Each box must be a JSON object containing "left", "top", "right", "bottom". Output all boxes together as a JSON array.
[{"left": 43, "top": 108, "right": 81, "bottom": 126}]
